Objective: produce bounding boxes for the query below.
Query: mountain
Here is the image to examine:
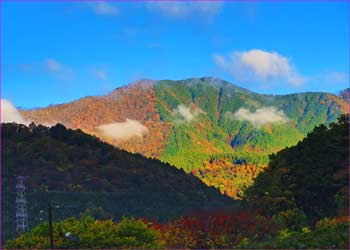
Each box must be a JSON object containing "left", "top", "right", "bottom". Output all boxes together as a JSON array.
[
  {"left": 20, "top": 77, "right": 349, "bottom": 198},
  {"left": 1, "top": 122, "right": 234, "bottom": 242}
]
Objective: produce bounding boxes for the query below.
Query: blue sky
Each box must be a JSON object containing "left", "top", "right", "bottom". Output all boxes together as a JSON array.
[{"left": 2, "top": 1, "right": 349, "bottom": 108}]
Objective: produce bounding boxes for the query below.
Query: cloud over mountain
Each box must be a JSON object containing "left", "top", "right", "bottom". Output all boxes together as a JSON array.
[
  {"left": 225, "top": 107, "right": 288, "bottom": 128},
  {"left": 173, "top": 104, "right": 205, "bottom": 122},
  {"left": 97, "top": 119, "right": 148, "bottom": 140},
  {"left": 1, "top": 99, "right": 28, "bottom": 125}
]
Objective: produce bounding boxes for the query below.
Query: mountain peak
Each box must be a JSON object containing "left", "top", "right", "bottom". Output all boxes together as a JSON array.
[
  {"left": 184, "top": 76, "right": 225, "bottom": 86},
  {"left": 154, "top": 76, "right": 246, "bottom": 91},
  {"left": 109, "top": 79, "right": 154, "bottom": 96},
  {"left": 110, "top": 77, "right": 251, "bottom": 96},
  {"left": 182, "top": 77, "right": 254, "bottom": 94}
]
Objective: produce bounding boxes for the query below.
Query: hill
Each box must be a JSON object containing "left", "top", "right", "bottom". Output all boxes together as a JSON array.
[
  {"left": 19, "top": 77, "right": 349, "bottom": 198},
  {"left": 243, "top": 114, "right": 349, "bottom": 221},
  {"left": 1, "top": 122, "right": 234, "bottom": 242}
]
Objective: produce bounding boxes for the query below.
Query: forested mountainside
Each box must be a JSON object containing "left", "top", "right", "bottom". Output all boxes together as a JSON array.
[
  {"left": 244, "top": 114, "right": 349, "bottom": 222},
  {"left": 20, "top": 77, "right": 349, "bottom": 198},
  {"left": 4, "top": 115, "right": 349, "bottom": 249},
  {"left": 1, "top": 123, "right": 234, "bottom": 242},
  {"left": 236, "top": 114, "right": 349, "bottom": 248}
]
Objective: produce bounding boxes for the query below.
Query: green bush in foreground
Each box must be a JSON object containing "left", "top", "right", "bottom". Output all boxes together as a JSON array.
[
  {"left": 4, "top": 216, "right": 161, "bottom": 249},
  {"left": 240, "top": 218, "right": 349, "bottom": 249}
]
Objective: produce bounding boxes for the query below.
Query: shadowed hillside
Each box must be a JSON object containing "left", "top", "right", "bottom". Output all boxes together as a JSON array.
[
  {"left": 1, "top": 122, "right": 235, "bottom": 243},
  {"left": 244, "top": 114, "right": 349, "bottom": 221}
]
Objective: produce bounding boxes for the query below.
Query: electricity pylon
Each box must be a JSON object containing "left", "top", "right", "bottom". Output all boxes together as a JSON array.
[{"left": 16, "top": 176, "right": 28, "bottom": 233}]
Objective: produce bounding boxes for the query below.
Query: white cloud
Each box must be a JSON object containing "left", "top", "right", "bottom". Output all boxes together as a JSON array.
[
  {"left": 18, "top": 59, "right": 73, "bottom": 80},
  {"left": 45, "top": 59, "right": 74, "bottom": 80},
  {"left": 240, "top": 50, "right": 291, "bottom": 79},
  {"left": 173, "top": 104, "right": 205, "bottom": 122},
  {"left": 39, "top": 59, "right": 73, "bottom": 80},
  {"left": 147, "top": 1, "right": 223, "bottom": 20},
  {"left": 225, "top": 107, "right": 288, "bottom": 128},
  {"left": 1, "top": 99, "right": 28, "bottom": 125},
  {"left": 214, "top": 49, "right": 306, "bottom": 87},
  {"left": 323, "top": 71, "right": 347, "bottom": 84},
  {"left": 45, "top": 59, "right": 63, "bottom": 72},
  {"left": 88, "top": 2, "right": 118, "bottom": 16},
  {"left": 97, "top": 119, "right": 148, "bottom": 140},
  {"left": 175, "top": 104, "right": 194, "bottom": 122},
  {"left": 92, "top": 68, "right": 108, "bottom": 81}
]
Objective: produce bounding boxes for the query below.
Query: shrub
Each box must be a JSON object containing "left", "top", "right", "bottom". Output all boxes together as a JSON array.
[
  {"left": 4, "top": 216, "right": 161, "bottom": 249},
  {"left": 272, "top": 208, "right": 308, "bottom": 231}
]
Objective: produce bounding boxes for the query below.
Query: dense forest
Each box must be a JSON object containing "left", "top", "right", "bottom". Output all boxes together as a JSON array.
[
  {"left": 244, "top": 114, "right": 349, "bottom": 220},
  {"left": 1, "top": 122, "right": 235, "bottom": 243},
  {"left": 3, "top": 114, "right": 349, "bottom": 249}
]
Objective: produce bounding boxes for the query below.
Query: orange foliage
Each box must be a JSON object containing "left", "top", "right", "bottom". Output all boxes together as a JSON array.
[
  {"left": 195, "top": 158, "right": 264, "bottom": 199},
  {"left": 326, "top": 94, "right": 349, "bottom": 114},
  {"left": 21, "top": 81, "right": 172, "bottom": 158}
]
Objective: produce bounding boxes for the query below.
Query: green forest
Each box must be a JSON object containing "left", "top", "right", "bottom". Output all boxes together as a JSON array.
[
  {"left": 153, "top": 79, "right": 348, "bottom": 198},
  {"left": 155, "top": 78, "right": 346, "bottom": 173}
]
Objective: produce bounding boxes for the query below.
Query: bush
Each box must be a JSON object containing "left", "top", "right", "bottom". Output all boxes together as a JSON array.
[
  {"left": 4, "top": 216, "right": 161, "bottom": 249},
  {"left": 272, "top": 208, "right": 308, "bottom": 231},
  {"left": 161, "top": 210, "right": 276, "bottom": 249},
  {"left": 244, "top": 217, "right": 349, "bottom": 249}
]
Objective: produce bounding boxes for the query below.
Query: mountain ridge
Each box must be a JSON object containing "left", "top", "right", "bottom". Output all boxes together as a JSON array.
[{"left": 19, "top": 77, "right": 349, "bottom": 111}]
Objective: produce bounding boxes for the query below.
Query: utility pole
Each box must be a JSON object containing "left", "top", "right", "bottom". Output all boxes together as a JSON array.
[
  {"left": 16, "top": 176, "right": 28, "bottom": 233},
  {"left": 48, "top": 199, "right": 54, "bottom": 250}
]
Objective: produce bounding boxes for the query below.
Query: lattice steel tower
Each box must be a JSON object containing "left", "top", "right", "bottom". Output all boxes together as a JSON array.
[{"left": 16, "top": 176, "right": 28, "bottom": 233}]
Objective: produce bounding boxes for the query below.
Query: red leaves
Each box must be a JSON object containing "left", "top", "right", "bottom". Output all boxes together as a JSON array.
[
  {"left": 191, "top": 169, "right": 198, "bottom": 175},
  {"left": 159, "top": 209, "right": 276, "bottom": 249},
  {"left": 140, "top": 218, "right": 163, "bottom": 231}
]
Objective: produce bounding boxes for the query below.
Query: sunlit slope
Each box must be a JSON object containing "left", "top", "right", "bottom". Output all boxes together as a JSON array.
[{"left": 154, "top": 78, "right": 347, "bottom": 170}]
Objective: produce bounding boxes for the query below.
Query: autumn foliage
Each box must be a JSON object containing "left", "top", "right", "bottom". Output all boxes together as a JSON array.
[
  {"left": 160, "top": 209, "right": 276, "bottom": 249},
  {"left": 19, "top": 78, "right": 349, "bottom": 198},
  {"left": 195, "top": 159, "right": 263, "bottom": 199},
  {"left": 6, "top": 211, "right": 349, "bottom": 249}
]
